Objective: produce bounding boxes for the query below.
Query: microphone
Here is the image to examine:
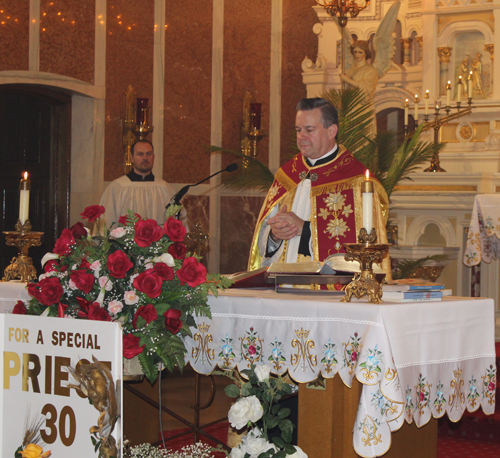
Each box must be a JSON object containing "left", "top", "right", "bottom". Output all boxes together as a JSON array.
[{"left": 168, "top": 163, "right": 238, "bottom": 207}]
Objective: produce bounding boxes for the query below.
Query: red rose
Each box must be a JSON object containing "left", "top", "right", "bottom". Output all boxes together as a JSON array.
[
  {"left": 419, "top": 392, "right": 425, "bottom": 402},
  {"left": 13, "top": 300, "right": 27, "bottom": 315},
  {"left": 133, "top": 270, "right": 163, "bottom": 298},
  {"left": 119, "top": 212, "right": 142, "bottom": 225},
  {"left": 70, "top": 270, "right": 95, "bottom": 294},
  {"left": 132, "top": 304, "right": 158, "bottom": 329},
  {"left": 134, "top": 219, "right": 164, "bottom": 247},
  {"left": 164, "top": 217, "right": 186, "bottom": 242},
  {"left": 176, "top": 257, "right": 207, "bottom": 288},
  {"left": 80, "top": 205, "right": 105, "bottom": 222},
  {"left": 168, "top": 242, "right": 187, "bottom": 260},
  {"left": 80, "top": 258, "right": 91, "bottom": 270},
  {"left": 123, "top": 334, "right": 145, "bottom": 359},
  {"left": 44, "top": 259, "right": 60, "bottom": 273},
  {"left": 53, "top": 228, "right": 75, "bottom": 255},
  {"left": 107, "top": 250, "right": 133, "bottom": 279},
  {"left": 28, "top": 277, "right": 63, "bottom": 306},
  {"left": 248, "top": 345, "right": 256, "bottom": 355},
  {"left": 70, "top": 221, "right": 88, "bottom": 240},
  {"left": 164, "top": 309, "right": 182, "bottom": 334},
  {"left": 76, "top": 296, "right": 92, "bottom": 318},
  {"left": 351, "top": 351, "right": 358, "bottom": 362},
  {"left": 153, "top": 262, "right": 174, "bottom": 281},
  {"left": 88, "top": 303, "right": 111, "bottom": 321},
  {"left": 489, "top": 382, "right": 496, "bottom": 392}
]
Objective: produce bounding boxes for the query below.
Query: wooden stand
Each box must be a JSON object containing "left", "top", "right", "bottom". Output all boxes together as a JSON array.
[{"left": 298, "top": 376, "right": 437, "bottom": 458}]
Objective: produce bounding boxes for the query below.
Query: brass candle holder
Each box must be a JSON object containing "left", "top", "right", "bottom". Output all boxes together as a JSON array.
[
  {"left": 341, "top": 229, "right": 389, "bottom": 304},
  {"left": 2, "top": 220, "right": 43, "bottom": 283}
]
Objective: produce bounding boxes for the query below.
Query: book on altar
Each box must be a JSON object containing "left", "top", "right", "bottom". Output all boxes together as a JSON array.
[
  {"left": 382, "top": 290, "right": 444, "bottom": 302},
  {"left": 382, "top": 279, "right": 445, "bottom": 292}
]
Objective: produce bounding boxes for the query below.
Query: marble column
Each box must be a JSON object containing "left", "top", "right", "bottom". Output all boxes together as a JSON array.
[{"left": 437, "top": 46, "right": 452, "bottom": 95}]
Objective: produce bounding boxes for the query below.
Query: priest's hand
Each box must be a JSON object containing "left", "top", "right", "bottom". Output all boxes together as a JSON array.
[{"left": 267, "top": 205, "right": 305, "bottom": 242}]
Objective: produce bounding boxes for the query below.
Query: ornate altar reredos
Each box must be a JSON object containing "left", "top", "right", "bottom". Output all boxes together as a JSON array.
[{"left": 303, "top": 0, "right": 500, "bottom": 331}]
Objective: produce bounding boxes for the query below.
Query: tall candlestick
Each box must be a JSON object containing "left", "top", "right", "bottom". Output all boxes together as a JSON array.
[
  {"left": 424, "top": 90, "right": 429, "bottom": 115},
  {"left": 362, "top": 170, "right": 374, "bottom": 234},
  {"left": 457, "top": 76, "right": 462, "bottom": 103},
  {"left": 468, "top": 71, "right": 473, "bottom": 98},
  {"left": 19, "top": 172, "right": 30, "bottom": 225},
  {"left": 414, "top": 95, "right": 419, "bottom": 122},
  {"left": 446, "top": 81, "right": 451, "bottom": 107},
  {"left": 404, "top": 99, "right": 409, "bottom": 126}
]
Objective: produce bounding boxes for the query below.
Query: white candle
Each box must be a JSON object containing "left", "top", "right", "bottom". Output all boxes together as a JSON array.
[
  {"left": 424, "top": 90, "right": 429, "bottom": 115},
  {"left": 414, "top": 95, "right": 419, "bottom": 122},
  {"left": 362, "top": 170, "right": 374, "bottom": 234},
  {"left": 19, "top": 172, "right": 30, "bottom": 225},
  {"left": 446, "top": 81, "right": 451, "bottom": 107},
  {"left": 404, "top": 99, "right": 409, "bottom": 125},
  {"left": 468, "top": 71, "right": 473, "bottom": 98},
  {"left": 457, "top": 76, "right": 462, "bottom": 103}
]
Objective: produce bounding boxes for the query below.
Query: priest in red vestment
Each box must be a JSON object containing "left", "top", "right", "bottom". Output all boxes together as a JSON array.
[{"left": 248, "top": 98, "right": 390, "bottom": 274}]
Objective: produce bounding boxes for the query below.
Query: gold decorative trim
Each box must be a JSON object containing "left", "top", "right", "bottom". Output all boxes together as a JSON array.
[{"left": 393, "top": 185, "right": 477, "bottom": 192}]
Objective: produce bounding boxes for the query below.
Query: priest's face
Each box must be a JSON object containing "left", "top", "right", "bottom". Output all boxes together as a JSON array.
[
  {"left": 295, "top": 108, "right": 337, "bottom": 160},
  {"left": 132, "top": 141, "right": 154, "bottom": 176}
]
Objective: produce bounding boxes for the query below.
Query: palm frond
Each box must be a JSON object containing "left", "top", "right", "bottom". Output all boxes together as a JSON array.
[{"left": 393, "top": 254, "right": 449, "bottom": 280}]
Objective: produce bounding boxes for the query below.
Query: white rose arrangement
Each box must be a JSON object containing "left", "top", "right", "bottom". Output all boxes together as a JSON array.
[{"left": 216, "top": 364, "right": 307, "bottom": 458}]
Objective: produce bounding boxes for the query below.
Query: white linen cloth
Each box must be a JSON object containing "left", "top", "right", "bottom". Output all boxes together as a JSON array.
[
  {"left": 185, "top": 289, "right": 496, "bottom": 458},
  {"left": 0, "top": 281, "right": 31, "bottom": 313},
  {"left": 464, "top": 194, "right": 500, "bottom": 266},
  {"left": 99, "top": 176, "right": 174, "bottom": 228}
]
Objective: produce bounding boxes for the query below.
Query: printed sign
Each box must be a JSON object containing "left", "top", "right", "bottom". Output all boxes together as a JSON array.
[{"left": 0, "top": 314, "right": 122, "bottom": 457}]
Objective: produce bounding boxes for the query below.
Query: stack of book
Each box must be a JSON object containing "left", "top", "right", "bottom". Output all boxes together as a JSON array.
[{"left": 382, "top": 279, "right": 446, "bottom": 302}]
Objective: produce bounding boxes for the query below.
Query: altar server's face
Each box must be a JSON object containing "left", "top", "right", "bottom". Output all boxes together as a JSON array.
[
  {"left": 295, "top": 108, "right": 337, "bottom": 160},
  {"left": 132, "top": 142, "right": 154, "bottom": 176}
]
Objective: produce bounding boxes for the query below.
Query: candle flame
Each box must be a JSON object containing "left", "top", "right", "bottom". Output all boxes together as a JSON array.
[
  {"left": 23, "top": 172, "right": 28, "bottom": 180},
  {"left": 365, "top": 169, "right": 370, "bottom": 180}
]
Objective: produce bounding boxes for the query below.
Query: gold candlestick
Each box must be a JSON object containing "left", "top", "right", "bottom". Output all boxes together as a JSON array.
[
  {"left": 2, "top": 221, "right": 43, "bottom": 283},
  {"left": 341, "top": 229, "right": 389, "bottom": 304}
]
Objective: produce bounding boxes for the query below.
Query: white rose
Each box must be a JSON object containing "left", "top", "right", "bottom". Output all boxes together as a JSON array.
[
  {"left": 41, "top": 252, "right": 59, "bottom": 268},
  {"left": 153, "top": 252, "right": 175, "bottom": 267},
  {"left": 254, "top": 364, "right": 271, "bottom": 382},
  {"left": 124, "top": 291, "right": 139, "bottom": 305},
  {"left": 230, "top": 446, "right": 246, "bottom": 458},
  {"left": 110, "top": 227, "right": 126, "bottom": 238},
  {"left": 108, "top": 300, "right": 124, "bottom": 315},
  {"left": 245, "top": 434, "right": 276, "bottom": 458},
  {"left": 287, "top": 446, "right": 308, "bottom": 458},
  {"left": 228, "top": 396, "right": 264, "bottom": 430}
]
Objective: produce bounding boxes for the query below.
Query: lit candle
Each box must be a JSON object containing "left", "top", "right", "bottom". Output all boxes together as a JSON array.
[
  {"left": 457, "top": 76, "right": 462, "bottom": 103},
  {"left": 424, "top": 90, "right": 429, "bottom": 115},
  {"left": 404, "top": 99, "right": 409, "bottom": 126},
  {"left": 19, "top": 172, "right": 30, "bottom": 225},
  {"left": 362, "top": 170, "right": 374, "bottom": 234},
  {"left": 468, "top": 71, "right": 473, "bottom": 98},
  {"left": 414, "top": 95, "right": 419, "bottom": 122},
  {"left": 446, "top": 81, "right": 451, "bottom": 107}
]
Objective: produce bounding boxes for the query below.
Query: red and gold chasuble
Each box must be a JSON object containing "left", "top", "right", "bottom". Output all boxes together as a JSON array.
[{"left": 248, "top": 147, "right": 389, "bottom": 270}]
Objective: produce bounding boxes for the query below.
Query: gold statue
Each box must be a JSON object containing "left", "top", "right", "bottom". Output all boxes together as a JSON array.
[{"left": 470, "top": 52, "right": 483, "bottom": 96}]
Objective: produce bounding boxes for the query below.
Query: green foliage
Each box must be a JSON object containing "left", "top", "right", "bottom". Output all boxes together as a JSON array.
[{"left": 392, "top": 254, "right": 449, "bottom": 280}]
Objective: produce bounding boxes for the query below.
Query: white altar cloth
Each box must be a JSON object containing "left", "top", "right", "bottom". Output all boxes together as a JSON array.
[
  {"left": 464, "top": 194, "right": 500, "bottom": 266},
  {"left": 185, "top": 289, "right": 497, "bottom": 457},
  {"left": 0, "top": 281, "right": 30, "bottom": 313}
]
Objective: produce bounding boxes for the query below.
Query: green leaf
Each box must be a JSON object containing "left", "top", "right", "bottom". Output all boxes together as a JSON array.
[
  {"left": 225, "top": 384, "right": 241, "bottom": 398},
  {"left": 277, "top": 407, "right": 290, "bottom": 419},
  {"left": 285, "top": 444, "right": 297, "bottom": 455},
  {"left": 271, "top": 436, "right": 285, "bottom": 449},
  {"left": 264, "top": 414, "right": 279, "bottom": 430},
  {"left": 241, "top": 381, "right": 253, "bottom": 397}
]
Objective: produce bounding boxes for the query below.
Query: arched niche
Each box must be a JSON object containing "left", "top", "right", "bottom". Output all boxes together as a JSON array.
[{"left": 406, "top": 215, "right": 456, "bottom": 247}]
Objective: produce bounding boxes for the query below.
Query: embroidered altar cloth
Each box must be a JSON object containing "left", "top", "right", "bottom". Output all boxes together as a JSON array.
[
  {"left": 185, "top": 289, "right": 496, "bottom": 458},
  {"left": 464, "top": 194, "right": 500, "bottom": 266}
]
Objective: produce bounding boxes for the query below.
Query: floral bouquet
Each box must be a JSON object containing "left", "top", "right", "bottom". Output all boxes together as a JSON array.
[{"left": 18, "top": 205, "right": 231, "bottom": 383}]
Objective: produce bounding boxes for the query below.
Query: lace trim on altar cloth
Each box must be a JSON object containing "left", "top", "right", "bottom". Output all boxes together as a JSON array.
[{"left": 396, "top": 353, "right": 496, "bottom": 369}]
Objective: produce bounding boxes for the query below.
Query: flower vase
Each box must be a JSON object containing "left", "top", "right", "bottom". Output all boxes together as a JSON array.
[{"left": 123, "top": 356, "right": 144, "bottom": 381}]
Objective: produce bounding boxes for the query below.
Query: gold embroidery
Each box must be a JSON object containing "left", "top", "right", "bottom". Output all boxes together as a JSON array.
[
  {"left": 191, "top": 322, "right": 214, "bottom": 365},
  {"left": 449, "top": 368, "right": 465, "bottom": 410},
  {"left": 360, "top": 415, "right": 382, "bottom": 446},
  {"left": 291, "top": 328, "right": 317, "bottom": 373}
]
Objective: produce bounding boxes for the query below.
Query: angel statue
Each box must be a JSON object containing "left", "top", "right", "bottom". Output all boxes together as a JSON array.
[{"left": 339, "top": 0, "right": 401, "bottom": 105}]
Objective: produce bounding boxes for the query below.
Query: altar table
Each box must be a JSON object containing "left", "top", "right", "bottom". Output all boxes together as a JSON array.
[
  {"left": 0, "top": 280, "right": 30, "bottom": 313},
  {"left": 464, "top": 193, "right": 500, "bottom": 266},
  {"left": 185, "top": 289, "right": 497, "bottom": 458}
]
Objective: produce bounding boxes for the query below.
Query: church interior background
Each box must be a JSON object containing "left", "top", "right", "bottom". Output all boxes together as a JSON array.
[{"left": 0, "top": 0, "right": 499, "bottom": 337}]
